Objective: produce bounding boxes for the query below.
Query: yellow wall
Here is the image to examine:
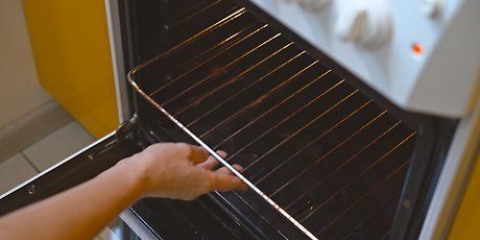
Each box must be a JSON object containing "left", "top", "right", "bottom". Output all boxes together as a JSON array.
[
  {"left": 448, "top": 153, "right": 480, "bottom": 240},
  {"left": 22, "top": 0, "right": 118, "bottom": 138}
]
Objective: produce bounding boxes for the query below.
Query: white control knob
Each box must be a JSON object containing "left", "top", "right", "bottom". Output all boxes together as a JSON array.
[
  {"left": 335, "top": 4, "right": 367, "bottom": 42},
  {"left": 298, "top": 0, "right": 331, "bottom": 12},
  {"left": 334, "top": 0, "right": 392, "bottom": 48},
  {"left": 421, "top": 0, "right": 442, "bottom": 18}
]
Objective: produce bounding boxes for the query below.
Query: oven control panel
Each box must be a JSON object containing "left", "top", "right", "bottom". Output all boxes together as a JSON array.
[{"left": 247, "top": 0, "right": 480, "bottom": 117}]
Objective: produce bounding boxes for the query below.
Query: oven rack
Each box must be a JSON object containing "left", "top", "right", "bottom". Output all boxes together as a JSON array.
[
  {"left": 127, "top": 3, "right": 416, "bottom": 239},
  {"left": 127, "top": 12, "right": 317, "bottom": 240}
]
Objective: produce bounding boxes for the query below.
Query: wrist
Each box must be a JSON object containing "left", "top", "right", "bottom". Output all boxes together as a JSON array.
[{"left": 115, "top": 155, "right": 152, "bottom": 199}]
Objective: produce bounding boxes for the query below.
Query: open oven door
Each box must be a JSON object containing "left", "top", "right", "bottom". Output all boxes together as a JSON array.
[
  {"left": 0, "top": 118, "right": 159, "bottom": 239},
  {"left": 0, "top": 116, "right": 148, "bottom": 217},
  {"left": 0, "top": 132, "right": 123, "bottom": 216}
]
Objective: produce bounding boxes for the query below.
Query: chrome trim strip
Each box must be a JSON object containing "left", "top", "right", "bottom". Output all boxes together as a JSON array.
[
  {"left": 105, "top": 0, "right": 131, "bottom": 122},
  {"left": 119, "top": 209, "right": 158, "bottom": 240}
]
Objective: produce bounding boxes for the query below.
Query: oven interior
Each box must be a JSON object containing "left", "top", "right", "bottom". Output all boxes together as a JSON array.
[
  {"left": 120, "top": 0, "right": 456, "bottom": 239},
  {"left": 0, "top": 0, "right": 457, "bottom": 239}
]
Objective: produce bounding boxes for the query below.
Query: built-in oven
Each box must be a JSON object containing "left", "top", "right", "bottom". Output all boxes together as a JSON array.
[{"left": 1, "top": 0, "right": 478, "bottom": 239}]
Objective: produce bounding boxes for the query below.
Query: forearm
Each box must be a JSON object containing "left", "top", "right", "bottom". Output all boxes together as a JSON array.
[{"left": 0, "top": 156, "right": 145, "bottom": 240}]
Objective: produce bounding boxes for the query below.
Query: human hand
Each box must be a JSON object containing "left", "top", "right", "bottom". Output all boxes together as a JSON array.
[{"left": 123, "top": 143, "right": 247, "bottom": 201}]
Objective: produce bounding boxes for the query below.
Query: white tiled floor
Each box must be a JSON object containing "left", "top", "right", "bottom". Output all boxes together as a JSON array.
[
  {"left": 23, "top": 121, "right": 96, "bottom": 172},
  {"left": 0, "top": 154, "right": 37, "bottom": 194},
  {"left": 0, "top": 121, "right": 114, "bottom": 240}
]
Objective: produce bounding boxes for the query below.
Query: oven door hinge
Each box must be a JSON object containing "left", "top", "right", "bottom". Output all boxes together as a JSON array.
[{"left": 116, "top": 115, "right": 154, "bottom": 158}]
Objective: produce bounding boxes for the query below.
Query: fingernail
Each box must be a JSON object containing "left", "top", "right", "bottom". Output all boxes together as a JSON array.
[{"left": 233, "top": 164, "right": 244, "bottom": 172}]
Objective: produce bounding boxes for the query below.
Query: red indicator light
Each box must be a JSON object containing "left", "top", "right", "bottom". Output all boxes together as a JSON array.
[{"left": 412, "top": 42, "right": 425, "bottom": 56}]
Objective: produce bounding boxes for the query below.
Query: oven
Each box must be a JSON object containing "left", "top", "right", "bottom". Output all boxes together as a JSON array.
[{"left": 1, "top": 0, "right": 478, "bottom": 239}]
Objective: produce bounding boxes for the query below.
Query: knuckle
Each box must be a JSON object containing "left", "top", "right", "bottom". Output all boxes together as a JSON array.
[
  {"left": 175, "top": 142, "right": 190, "bottom": 149},
  {"left": 145, "top": 143, "right": 169, "bottom": 155},
  {"left": 174, "top": 143, "right": 192, "bottom": 156}
]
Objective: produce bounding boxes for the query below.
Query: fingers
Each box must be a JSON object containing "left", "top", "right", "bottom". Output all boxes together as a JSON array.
[
  {"left": 207, "top": 172, "right": 248, "bottom": 192},
  {"left": 215, "top": 164, "right": 243, "bottom": 175},
  {"left": 181, "top": 144, "right": 209, "bottom": 164},
  {"left": 197, "top": 150, "right": 227, "bottom": 170},
  {"left": 197, "top": 152, "right": 248, "bottom": 194}
]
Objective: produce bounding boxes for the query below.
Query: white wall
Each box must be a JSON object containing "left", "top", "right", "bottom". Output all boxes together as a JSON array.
[{"left": 0, "top": 0, "right": 52, "bottom": 129}]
